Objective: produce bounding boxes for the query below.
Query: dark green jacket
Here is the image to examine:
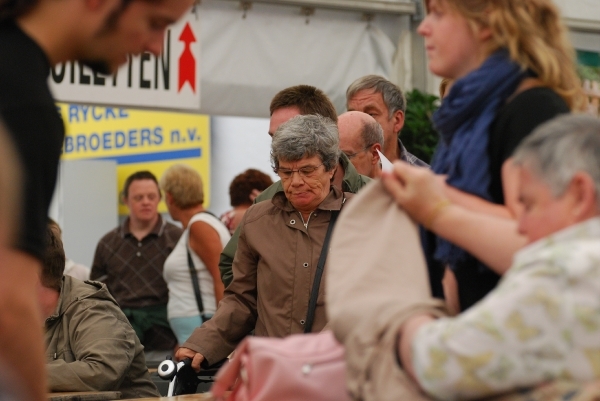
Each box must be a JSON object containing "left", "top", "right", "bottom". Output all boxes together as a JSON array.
[{"left": 219, "top": 153, "right": 370, "bottom": 287}]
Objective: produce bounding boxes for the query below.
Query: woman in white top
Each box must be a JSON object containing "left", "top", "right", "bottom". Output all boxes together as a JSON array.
[{"left": 160, "top": 164, "right": 231, "bottom": 345}]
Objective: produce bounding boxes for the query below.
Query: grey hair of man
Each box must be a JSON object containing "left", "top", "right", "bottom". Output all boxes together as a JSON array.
[
  {"left": 361, "top": 118, "right": 384, "bottom": 149},
  {"left": 346, "top": 75, "right": 407, "bottom": 118},
  {"left": 512, "top": 114, "right": 600, "bottom": 203},
  {"left": 271, "top": 114, "right": 340, "bottom": 173}
]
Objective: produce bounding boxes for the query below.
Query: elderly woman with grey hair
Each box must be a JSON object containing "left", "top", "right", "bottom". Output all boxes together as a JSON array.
[{"left": 176, "top": 114, "right": 353, "bottom": 370}]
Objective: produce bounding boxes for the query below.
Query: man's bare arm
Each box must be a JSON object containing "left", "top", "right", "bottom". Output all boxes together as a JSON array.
[{"left": 0, "top": 250, "right": 46, "bottom": 401}]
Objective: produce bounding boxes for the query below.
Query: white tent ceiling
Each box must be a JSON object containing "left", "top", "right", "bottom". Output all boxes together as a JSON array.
[
  {"left": 554, "top": 0, "right": 600, "bottom": 33},
  {"left": 197, "top": 0, "right": 413, "bottom": 118},
  {"left": 215, "top": 0, "right": 416, "bottom": 14}
]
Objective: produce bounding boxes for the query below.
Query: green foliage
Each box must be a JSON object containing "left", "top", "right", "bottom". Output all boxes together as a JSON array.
[
  {"left": 400, "top": 89, "right": 440, "bottom": 164},
  {"left": 578, "top": 65, "right": 600, "bottom": 82}
]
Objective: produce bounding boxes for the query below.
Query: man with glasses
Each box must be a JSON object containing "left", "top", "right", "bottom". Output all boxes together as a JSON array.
[
  {"left": 0, "top": 1, "right": 193, "bottom": 399},
  {"left": 346, "top": 75, "right": 428, "bottom": 167},
  {"left": 338, "top": 111, "right": 384, "bottom": 179}
]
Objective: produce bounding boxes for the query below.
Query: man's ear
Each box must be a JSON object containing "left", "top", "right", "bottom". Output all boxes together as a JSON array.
[
  {"left": 567, "top": 172, "right": 598, "bottom": 221},
  {"left": 328, "top": 167, "right": 336, "bottom": 181},
  {"left": 391, "top": 110, "right": 405, "bottom": 136},
  {"left": 371, "top": 143, "right": 382, "bottom": 166}
]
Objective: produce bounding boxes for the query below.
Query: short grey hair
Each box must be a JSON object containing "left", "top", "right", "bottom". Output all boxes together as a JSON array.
[
  {"left": 361, "top": 119, "right": 384, "bottom": 149},
  {"left": 271, "top": 115, "right": 340, "bottom": 172},
  {"left": 346, "top": 75, "right": 407, "bottom": 118},
  {"left": 513, "top": 114, "right": 600, "bottom": 202}
]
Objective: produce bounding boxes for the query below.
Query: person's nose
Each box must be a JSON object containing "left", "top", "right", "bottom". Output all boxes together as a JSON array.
[
  {"left": 417, "top": 17, "right": 429, "bottom": 36},
  {"left": 290, "top": 171, "right": 304, "bottom": 186},
  {"left": 145, "top": 31, "right": 166, "bottom": 56}
]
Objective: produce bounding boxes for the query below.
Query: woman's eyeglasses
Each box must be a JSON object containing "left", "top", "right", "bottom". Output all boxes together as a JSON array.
[{"left": 275, "top": 163, "right": 324, "bottom": 180}]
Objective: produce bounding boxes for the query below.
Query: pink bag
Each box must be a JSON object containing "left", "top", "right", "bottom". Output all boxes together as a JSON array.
[{"left": 211, "top": 331, "right": 351, "bottom": 401}]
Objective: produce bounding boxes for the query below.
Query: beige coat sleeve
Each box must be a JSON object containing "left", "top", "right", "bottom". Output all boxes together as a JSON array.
[{"left": 326, "top": 180, "right": 448, "bottom": 401}]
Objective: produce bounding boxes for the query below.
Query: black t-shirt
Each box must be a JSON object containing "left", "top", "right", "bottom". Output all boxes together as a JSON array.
[
  {"left": 0, "top": 21, "right": 65, "bottom": 260},
  {"left": 454, "top": 87, "right": 569, "bottom": 310},
  {"left": 487, "top": 87, "right": 569, "bottom": 204}
]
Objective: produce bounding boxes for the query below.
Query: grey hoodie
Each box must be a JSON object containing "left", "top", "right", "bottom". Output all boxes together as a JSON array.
[{"left": 45, "top": 275, "right": 159, "bottom": 399}]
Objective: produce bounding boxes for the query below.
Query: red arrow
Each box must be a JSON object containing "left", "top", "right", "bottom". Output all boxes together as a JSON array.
[{"left": 178, "top": 23, "right": 196, "bottom": 93}]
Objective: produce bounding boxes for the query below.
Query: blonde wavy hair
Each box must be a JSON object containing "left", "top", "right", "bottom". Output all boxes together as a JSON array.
[
  {"left": 160, "top": 164, "right": 204, "bottom": 209},
  {"left": 425, "top": 0, "right": 586, "bottom": 111}
]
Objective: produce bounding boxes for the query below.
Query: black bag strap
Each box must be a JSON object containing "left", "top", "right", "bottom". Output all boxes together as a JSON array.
[
  {"left": 187, "top": 248, "right": 210, "bottom": 322},
  {"left": 198, "top": 209, "right": 220, "bottom": 220},
  {"left": 187, "top": 211, "right": 221, "bottom": 322},
  {"left": 304, "top": 209, "right": 340, "bottom": 333}
]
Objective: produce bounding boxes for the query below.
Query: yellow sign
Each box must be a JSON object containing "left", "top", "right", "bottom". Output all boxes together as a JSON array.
[{"left": 58, "top": 103, "right": 210, "bottom": 215}]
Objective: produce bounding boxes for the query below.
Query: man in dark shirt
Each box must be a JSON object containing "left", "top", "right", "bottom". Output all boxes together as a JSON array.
[
  {"left": 0, "top": 1, "right": 194, "bottom": 399},
  {"left": 91, "top": 171, "right": 182, "bottom": 360}
]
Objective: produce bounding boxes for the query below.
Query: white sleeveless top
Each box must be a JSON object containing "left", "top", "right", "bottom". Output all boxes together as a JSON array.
[{"left": 163, "top": 212, "right": 231, "bottom": 319}]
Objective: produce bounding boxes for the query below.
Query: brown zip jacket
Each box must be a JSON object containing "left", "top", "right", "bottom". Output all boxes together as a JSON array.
[{"left": 183, "top": 186, "right": 352, "bottom": 365}]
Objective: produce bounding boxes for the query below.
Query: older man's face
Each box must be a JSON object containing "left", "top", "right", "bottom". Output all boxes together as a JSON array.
[
  {"left": 347, "top": 89, "right": 402, "bottom": 153},
  {"left": 338, "top": 112, "right": 379, "bottom": 178},
  {"left": 517, "top": 165, "right": 577, "bottom": 244}
]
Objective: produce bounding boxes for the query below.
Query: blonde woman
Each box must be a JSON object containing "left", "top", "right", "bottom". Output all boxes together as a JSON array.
[
  {"left": 160, "top": 164, "right": 231, "bottom": 345},
  {"left": 386, "top": 0, "right": 586, "bottom": 310}
]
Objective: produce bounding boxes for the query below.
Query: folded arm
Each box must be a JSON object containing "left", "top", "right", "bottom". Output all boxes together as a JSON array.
[
  {"left": 399, "top": 263, "right": 569, "bottom": 400},
  {"left": 46, "top": 301, "right": 137, "bottom": 392}
]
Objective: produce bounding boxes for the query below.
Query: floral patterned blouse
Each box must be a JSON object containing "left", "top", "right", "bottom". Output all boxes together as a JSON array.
[{"left": 412, "top": 217, "right": 600, "bottom": 400}]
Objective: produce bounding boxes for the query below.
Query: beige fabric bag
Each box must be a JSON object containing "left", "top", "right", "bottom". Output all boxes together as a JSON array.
[{"left": 326, "top": 180, "right": 447, "bottom": 401}]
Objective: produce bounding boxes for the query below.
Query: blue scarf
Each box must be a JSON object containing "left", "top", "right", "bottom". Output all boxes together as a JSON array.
[{"left": 429, "top": 49, "right": 525, "bottom": 267}]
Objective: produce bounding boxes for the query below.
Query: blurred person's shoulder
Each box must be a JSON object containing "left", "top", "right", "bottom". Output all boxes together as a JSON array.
[
  {"left": 244, "top": 192, "right": 286, "bottom": 224},
  {"left": 163, "top": 220, "right": 183, "bottom": 237},
  {"left": 254, "top": 181, "right": 283, "bottom": 204}
]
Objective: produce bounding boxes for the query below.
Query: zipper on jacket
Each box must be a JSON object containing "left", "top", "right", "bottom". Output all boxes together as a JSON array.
[{"left": 298, "top": 212, "right": 312, "bottom": 228}]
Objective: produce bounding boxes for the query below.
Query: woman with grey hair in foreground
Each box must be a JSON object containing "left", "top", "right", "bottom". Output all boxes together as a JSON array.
[
  {"left": 328, "top": 114, "right": 600, "bottom": 400},
  {"left": 176, "top": 114, "right": 354, "bottom": 370}
]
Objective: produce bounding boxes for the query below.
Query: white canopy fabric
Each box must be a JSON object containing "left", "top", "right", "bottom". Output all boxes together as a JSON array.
[
  {"left": 197, "top": 0, "right": 411, "bottom": 117},
  {"left": 555, "top": 0, "right": 600, "bottom": 32}
]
